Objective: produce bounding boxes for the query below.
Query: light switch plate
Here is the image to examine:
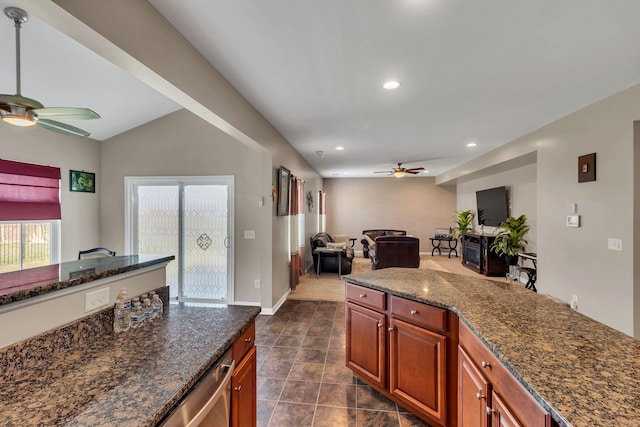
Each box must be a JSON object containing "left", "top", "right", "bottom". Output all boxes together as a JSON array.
[
  {"left": 566, "top": 215, "right": 580, "bottom": 227},
  {"left": 244, "top": 230, "right": 256, "bottom": 239},
  {"left": 608, "top": 238, "right": 622, "bottom": 251}
]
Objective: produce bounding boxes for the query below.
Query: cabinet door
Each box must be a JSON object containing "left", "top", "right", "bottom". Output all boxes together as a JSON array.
[
  {"left": 458, "top": 346, "right": 490, "bottom": 427},
  {"left": 491, "top": 391, "right": 523, "bottom": 427},
  {"left": 346, "top": 301, "right": 386, "bottom": 388},
  {"left": 389, "top": 317, "right": 447, "bottom": 425},
  {"left": 231, "top": 346, "right": 257, "bottom": 427}
]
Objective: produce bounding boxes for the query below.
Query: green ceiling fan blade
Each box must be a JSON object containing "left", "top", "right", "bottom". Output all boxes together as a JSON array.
[
  {"left": 37, "top": 119, "right": 91, "bottom": 138},
  {"left": 32, "top": 107, "right": 100, "bottom": 120}
]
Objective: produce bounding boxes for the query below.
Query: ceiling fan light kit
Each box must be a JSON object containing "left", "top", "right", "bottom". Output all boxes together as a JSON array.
[
  {"left": 0, "top": 7, "right": 100, "bottom": 137},
  {"left": 375, "top": 162, "right": 425, "bottom": 177}
]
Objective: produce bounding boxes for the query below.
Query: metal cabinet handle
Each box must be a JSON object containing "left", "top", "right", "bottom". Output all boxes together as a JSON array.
[
  {"left": 359, "top": 293, "right": 366, "bottom": 298},
  {"left": 481, "top": 361, "right": 491, "bottom": 368},
  {"left": 486, "top": 407, "right": 494, "bottom": 415},
  {"left": 388, "top": 327, "right": 394, "bottom": 332},
  {"left": 377, "top": 322, "right": 383, "bottom": 328},
  {"left": 410, "top": 309, "right": 418, "bottom": 315},
  {"left": 476, "top": 392, "right": 485, "bottom": 400},
  {"left": 245, "top": 337, "right": 252, "bottom": 343},
  {"left": 235, "top": 385, "right": 242, "bottom": 392}
]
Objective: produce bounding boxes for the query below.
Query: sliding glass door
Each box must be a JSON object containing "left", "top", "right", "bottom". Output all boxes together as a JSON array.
[{"left": 126, "top": 176, "right": 234, "bottom": 303}]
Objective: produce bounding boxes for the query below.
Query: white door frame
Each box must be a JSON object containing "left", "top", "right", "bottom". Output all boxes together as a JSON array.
[{"left": 124, "top": 175, "right": 235, "bottom": 303}]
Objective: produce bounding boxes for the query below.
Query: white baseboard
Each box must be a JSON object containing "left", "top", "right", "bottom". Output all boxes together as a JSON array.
[
  {"left": 232, "top": 300, "right": 261, "bottom": 307},
  {"left": 260, "top": 290, "right": 289, "bottom": 315}
]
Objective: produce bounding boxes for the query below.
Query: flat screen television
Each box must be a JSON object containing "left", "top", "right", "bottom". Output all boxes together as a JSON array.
[{"left": 476, "top": 186, "right": 509, "bottom": 226}]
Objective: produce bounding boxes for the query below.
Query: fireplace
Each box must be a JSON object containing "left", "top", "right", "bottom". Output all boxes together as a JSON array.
[{"left": 463, "top": 238, "right": 481, "bottom": 270}]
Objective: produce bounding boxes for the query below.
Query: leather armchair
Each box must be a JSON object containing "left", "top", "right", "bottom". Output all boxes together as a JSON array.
[
  {"left": 361, "top": 229, "right": 407, "bottom": 258},
  {"left": 370, "top": 236, "right": 420, "bottom": 270},
  {"left": 310, "top": 232, "right": 354, "bottom": 274}
]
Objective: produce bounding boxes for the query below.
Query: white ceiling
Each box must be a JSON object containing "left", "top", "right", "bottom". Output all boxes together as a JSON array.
[
  {"left": 0, "top": 0, "right": 180, "bottom": 141},
  {"left": 149, "top": 0, "right": 640, "bottom": 177},
  {"left": 2, "top": 1, "right": 640, "bottom": 179}
]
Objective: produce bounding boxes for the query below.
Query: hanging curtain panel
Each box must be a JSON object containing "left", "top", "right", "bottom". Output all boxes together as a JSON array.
[{"left": 0, "top": 159, "right": 61, "bottom": 221}]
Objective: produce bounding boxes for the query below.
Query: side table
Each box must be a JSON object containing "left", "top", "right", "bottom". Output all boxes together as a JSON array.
[{"left": 429, "top": 237, "right": 458, "bottom": 258}]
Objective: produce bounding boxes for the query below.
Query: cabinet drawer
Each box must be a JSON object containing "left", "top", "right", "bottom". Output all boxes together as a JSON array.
[
  {"left": 345, "top": 282, "right": 386, "bottom": 310},
  {"left": 232, "top": 321, "right": 255, "bottom": 363},
  {"left": 459, "top": 320, "right": 549, "bottom": 427},
  {"left": 390, "top": 296, "right": 447, "bottom": 332}
]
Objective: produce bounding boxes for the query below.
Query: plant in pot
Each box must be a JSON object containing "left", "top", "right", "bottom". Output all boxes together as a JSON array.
[
  {"left": 490, "top": 214, "right": 529, "bottom": 279},
  {"left": 452, "top": 210, "right": 475, "bottom": 240}
]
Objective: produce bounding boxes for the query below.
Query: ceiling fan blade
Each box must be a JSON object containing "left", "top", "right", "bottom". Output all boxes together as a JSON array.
[
  {"left": 0, "top": 94, "right": 44, "bottom": 109},
  {"left": 405, "top": 167, "right": 425, "bottom": 173},
  {"left": 406, "top": 170, "right": 421, "bottom": 174},
  {"left": 32, "top": 107, "right": 100, "bottom": 120},
  {"left": 374, "top": 171, "right": 391, "bottom": 174},
  {"left": 37, "top": 119, "right": 91, "bottom": 138}
]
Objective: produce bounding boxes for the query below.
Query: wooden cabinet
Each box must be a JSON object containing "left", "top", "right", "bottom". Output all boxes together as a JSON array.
[
  {"left": 345, "top": 283, "right": 456, "bottom": 427},
  {"left": 390, "top": 317, "right": 446, "bottom": 423},
  {"left": 458, "top": 320, "right": 555, "bottom": 427},
  {"left": 458, "top": 346, "right": 490, "bottom": 427},
  {"left": 231, "top": 321, "right": 256, "bottom": 427},
  {"left": 462, "top": 233, "right": 506, "bottom": 277},
  {"left": 346, "top": 301, "right": 386, "bottom": 387}
]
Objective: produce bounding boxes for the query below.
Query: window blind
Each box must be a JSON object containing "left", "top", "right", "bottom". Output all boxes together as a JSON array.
[{"left": 0, "top": 159, "right": 61, "bottom": 221}]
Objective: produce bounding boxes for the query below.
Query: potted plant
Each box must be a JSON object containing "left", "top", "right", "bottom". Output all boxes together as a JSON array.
[
  {"left": 452, "top": 210, "right": 475, "bottom": 240},
  {"left": 490, "top": 214, "right": 529, "bottom": 278}
]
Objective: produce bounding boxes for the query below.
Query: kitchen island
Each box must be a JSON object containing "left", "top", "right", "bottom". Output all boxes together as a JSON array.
[
  {"left": 0, "top": 302, "right": 260, "bottom": 426},
  {"left": 343, "top": 268, "right": 640, "bottom": 427}
]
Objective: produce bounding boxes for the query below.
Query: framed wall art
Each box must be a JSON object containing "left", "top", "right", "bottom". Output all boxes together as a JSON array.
[
  {"left": 277, "top": 166, "right": 290, "bottom": 216},
  {"left": 578, "top": 153, "right": 596, "bottom": 183},
  {"left": 69, "top": 170, "right": 95, "bottom": 193}
]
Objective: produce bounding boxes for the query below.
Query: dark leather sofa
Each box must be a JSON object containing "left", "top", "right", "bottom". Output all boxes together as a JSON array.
[
  {"left": 361, "top": 229, "right": 407, "bottom": 258},
  {"left": 370, "top": 235, "right": 420, "bottom": 270},
  {"left": 310, "top": 232, "right": 354, "bottom": 274}
]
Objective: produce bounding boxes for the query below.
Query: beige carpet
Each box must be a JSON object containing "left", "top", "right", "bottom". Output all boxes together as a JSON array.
[{"left": 287, "top": 254, "right": 498, "bottom": 302}]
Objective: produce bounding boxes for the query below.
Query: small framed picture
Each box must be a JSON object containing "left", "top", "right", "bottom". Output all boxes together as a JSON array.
[
  {"left": 69, "top": 170, "right": 95, "bottom": 193},
  {"left": 277, "top": 166, "right": 290, "bottom": 216},
  {"left": 578, "top": 153, "right": 596, "bottom": 183}
]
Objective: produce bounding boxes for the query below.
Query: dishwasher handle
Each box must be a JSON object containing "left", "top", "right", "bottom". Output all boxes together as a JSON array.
[{"left": 186, "top": 360, "right": 236, "bottom": 427}]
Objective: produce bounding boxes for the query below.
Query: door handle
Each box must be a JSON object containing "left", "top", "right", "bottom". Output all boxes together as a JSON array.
[{"left": 224, "top": 236, "right": 230, "bottom": 248}]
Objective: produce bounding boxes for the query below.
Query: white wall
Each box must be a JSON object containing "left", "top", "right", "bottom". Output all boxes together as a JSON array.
[
  {"left": 443, "top": 83, "right": 640, "bottom": 337},
  {"left": 0, "top": 123, "right": 101, "bottom": 262},
  {"left": 456, "top": 163, "right": 537, "bottom": 252},
  {"left": 324, "top": 177, "right": 457, "bottom": 254},
  {"left": 101, "top": 110, "right": 265, "bottom": 304},
  {"left": 41, "top": 0, "right": 323, "bottom": 311}
]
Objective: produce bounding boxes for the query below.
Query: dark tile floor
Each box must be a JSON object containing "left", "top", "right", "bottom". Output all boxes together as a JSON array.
[{"left": 255, "top": 299, "right": 431, "bottom": 427}]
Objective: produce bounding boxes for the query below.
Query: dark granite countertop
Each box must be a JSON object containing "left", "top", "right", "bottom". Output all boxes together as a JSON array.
[
  {"left": 0, "top": 303, "right": 260, "bottom": 427},
  {"left": 344, "top": 268, "right": 640, "bottom": 427},
  {"left": 0, "top": 255, "right": 175, "bottom": 306}
]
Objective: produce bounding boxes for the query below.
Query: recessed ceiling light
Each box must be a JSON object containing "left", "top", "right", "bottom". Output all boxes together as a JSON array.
[
  {"left": 335, "top": 146, "right": 345, "bottom": 151},
  {"left": 383, "top": 81, "right": 400, "bottom": 90},
  {"left": 466, "top": 142, "right": 477, "bottom": 147}
]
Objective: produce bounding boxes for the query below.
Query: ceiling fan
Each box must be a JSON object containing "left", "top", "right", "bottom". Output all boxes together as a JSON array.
[
  {"left": 0, "top": 7, "right": 99, "bottom": 137},
  {"left": 374, "top": 162, "right": 426, "bottom": 178}
]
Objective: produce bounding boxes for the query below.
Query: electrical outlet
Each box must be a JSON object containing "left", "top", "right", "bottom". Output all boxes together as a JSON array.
[
  {"left": 254, "top": 279, "right": 261, "bottom": 289},
  {"left": 570, "top": 295, "right": 578, "bottom": 311},
  {"left": 85, "top": 288, "right": 110, "bottom": 312}
]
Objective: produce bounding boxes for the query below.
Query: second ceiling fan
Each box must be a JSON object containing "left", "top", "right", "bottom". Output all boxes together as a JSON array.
[{"left": 374, "top": 162, "right": 425, "bottom": 178}]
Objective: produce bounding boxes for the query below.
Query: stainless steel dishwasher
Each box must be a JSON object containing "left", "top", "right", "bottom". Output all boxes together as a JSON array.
[{"left": 159, "top": 349, "right": 235, "bottom": 427}]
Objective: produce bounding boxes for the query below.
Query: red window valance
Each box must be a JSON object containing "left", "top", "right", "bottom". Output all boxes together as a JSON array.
[{"left": 0, "top": 159, "right": 61, "bottom": 221}]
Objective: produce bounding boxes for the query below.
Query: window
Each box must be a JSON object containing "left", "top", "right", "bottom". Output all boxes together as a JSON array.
[
  {"left": 0, "top": 221, "right": 60, "bottom": 273},
  {"left": 0, "top": 159, "right": 62, "bottom": 272}
]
